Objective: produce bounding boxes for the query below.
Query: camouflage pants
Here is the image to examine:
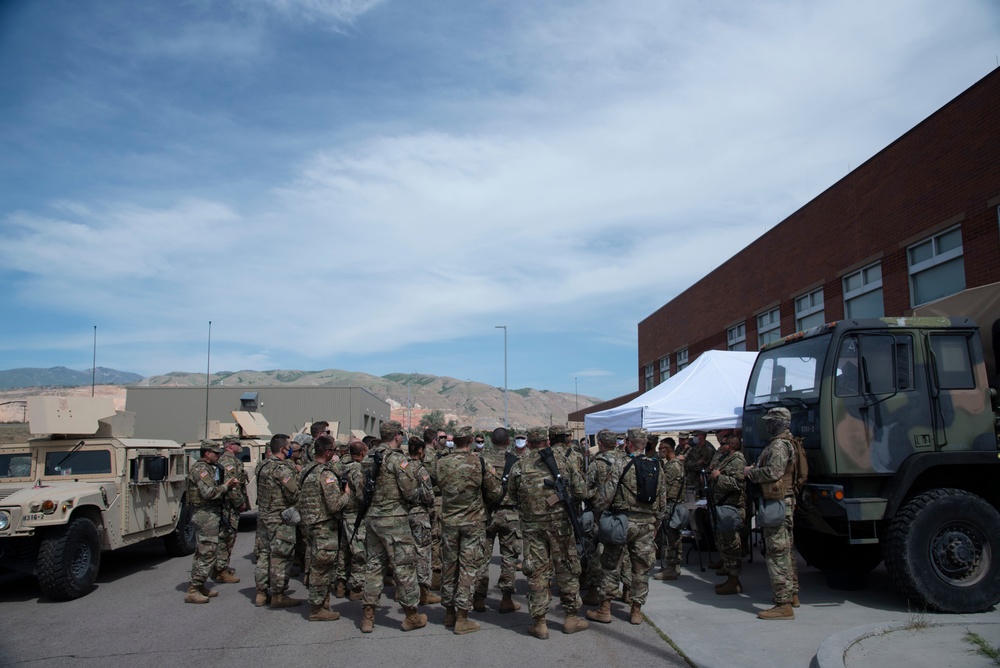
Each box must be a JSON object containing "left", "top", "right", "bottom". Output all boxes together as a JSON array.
[
  {"left": 476, "top": 507, "right": 521, "bottom": 598},
  {"left": 521, "top": 520, "right": 582, "bottom": 618},
  {"left": 254, "top": 516, "right": 296, "bottom": 594},
  {"left": 189, "top": 506, "right": 221, "bottom": 587},
  {"left": 581, "top": 539, "right": 604, "bottom": 591},
  {"left": 337, "top": 512, "right": 367, "bottom": 591},
  {"left": 431, "top": 495, "right": 443, "bottom": 575},
  {"left": 762, "top": 501, "right": 795, "bottom": 604},
  {"left": 602, "top": 546, "right": 633, "bottom": 595},
  {"left": 362, "top": 515, "right": 419, "bottom": 608},
  {"left": 307, "top": 520, "right": 341, "bottom": 606},
  {"left": 661, "top": 524, "right": 682, "bottom": 573},
  {"left": 601, "top": 519, "right": 655, "bottom": 605},
  {"left": 214, "top": 506, "right": 239, "bottom": 575},
  {"left": 441, "top": 521, "right": 489, "bottom": 611},
  {"left": 408, "top": 508, "right": 433, "bottom": 588}
]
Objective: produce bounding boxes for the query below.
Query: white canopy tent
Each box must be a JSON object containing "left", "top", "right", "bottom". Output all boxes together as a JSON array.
[{"left": 585, "top": 350, "right": 758, "bottom": 434}]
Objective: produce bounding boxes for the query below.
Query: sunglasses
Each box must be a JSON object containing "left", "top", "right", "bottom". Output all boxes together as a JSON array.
[{"left": 475, "top": 440, "right": 485, "bottom": 444}]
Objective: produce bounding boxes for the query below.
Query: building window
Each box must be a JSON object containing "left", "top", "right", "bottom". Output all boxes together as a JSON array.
[
  {"left": 676, "top": 348, "right": 689, "bottom": 372},
  {"left": 908, "top": 226, "right": 965, "bottom": 307},
  {"left": 644, "top": 363, "right": 654, "bottom": 391},
  {"left": 757, "top": 308, "right": 781, "bottom": 348},
  {"left": 795, "top": 288, "right": 825, "bottom": 332},
  {"left": 659, "top": 357, "right": 671, "bottom": 383},
  {"left": 727, "top": 322, "right": 746, "bottom": 351},
  {"left": 843, "top": 262, "right": 884, "bottom": 319}
]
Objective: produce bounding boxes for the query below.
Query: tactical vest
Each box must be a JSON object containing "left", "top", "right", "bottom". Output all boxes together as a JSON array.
[
  {"left": 299, "top": 462, "right": 339, "bottom": 526},
  {"left": 761, "top": 435, "right": 796, "bottom": 500},
  {"left": 256, "top": 459, "right": 296, "bottom": 514},
  {"left": 187, "top": 460, "right": 222, "bottom": 507}
]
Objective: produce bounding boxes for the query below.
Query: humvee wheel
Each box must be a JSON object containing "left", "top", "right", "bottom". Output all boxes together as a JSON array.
[
  {"left": 885, "top": 488, "right": 1000, "bottom": 613},
  {"left": 163, "top": 503, "right": 196, "bottom": 557},
  {"left": 37, "top": 517, "right": 102, "bottom": 600}
]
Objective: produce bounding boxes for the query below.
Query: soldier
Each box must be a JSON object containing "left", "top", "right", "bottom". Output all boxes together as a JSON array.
[
  {"left": 184, "top": 441, "right": 240, "bottom": 603},
  {"left": 652, "top": 442, "right": 685, "bottom": 581},
  {"left": 507, "top": 426, "right": 590, "bottom": 639},
  {"left": 582, "top": 429, "right": 625, "bottom": 606},
  {"left": 684, "top": 430, "right": 715, "bottom": 499},
  {"left": 336, "top": 438, "right": 368, "bottom": 600},
  {"left": 587, "top": 428, "right": 665, "bottom": 625},
  {"left": 425, "top": 427, "right": 446, "bottom": 591},
  {"left": 475, "top": 427, "right": 523, "bottom": 614},
  {"left": 254, "top": 434, "right": 302, "bottom": 608},
  {"left": 709, "top": 429, "right": 747, "bottom": 595},
  {"left": 359, "top": 420, "right": 428, "bottom": 633},
  {"left": 549, "top": 425, "right": 583, "bottom": 478},
  {"left": 744, "top": 407, "right": 799, "bottom": 620},
  {"left": 406, "top": 436, "right": 441, "bottom": 606},
  {"left": 213, "top": 437, "right": 247, "bottom": 584},
  {"left": 299, "top": 435, "right": 351, "bottom": 621}
]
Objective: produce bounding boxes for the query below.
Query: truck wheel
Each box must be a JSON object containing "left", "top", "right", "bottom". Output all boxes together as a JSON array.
[
  {"left": 163, "top": 503, "right": 196, "bottom": 557},
  {"left": 794, "top": 527, "right": 883, "bottom": 574},
  {"left": 37, "top": 517, "right": 102, "bottom": 601},
  {"left": 885, "top": 488, "right": 1000, "bottom": 613}
]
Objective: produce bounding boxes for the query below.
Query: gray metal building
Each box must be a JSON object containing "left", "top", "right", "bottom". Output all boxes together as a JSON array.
[{"left": 125, "top": 386, "right": 390, "bottom": 443}]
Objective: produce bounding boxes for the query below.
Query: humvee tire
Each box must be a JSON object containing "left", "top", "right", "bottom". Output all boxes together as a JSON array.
[
  {"left": 37, "top": 517, "right": 102, "bottom": 601},
  {"left": 163, "top": 503, "right": 196, "bottom": 557},
  {"left": 885, "top": 488, "right": 1000, "bottom": 613}
]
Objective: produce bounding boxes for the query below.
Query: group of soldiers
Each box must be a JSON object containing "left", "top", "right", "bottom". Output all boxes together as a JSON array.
[{"left": 183, "top": 405, "right": 803, "bottom": 634}]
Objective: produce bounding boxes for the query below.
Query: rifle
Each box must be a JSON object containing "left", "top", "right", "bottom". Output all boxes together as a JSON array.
[
  {"left": 488, "top": 451, "right": 520, "bottom": 515},
  {"left": 699, "top": 469, "right": 718, "bottom": 558},
  {"left": 538, "top": 447, "right": 589, "bottom": 568},
  {"left": 349, "top": 450, "right": 383, "bottom": 543}
]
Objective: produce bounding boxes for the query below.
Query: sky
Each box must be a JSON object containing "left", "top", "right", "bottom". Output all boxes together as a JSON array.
[{"left": 1, "top": 0, "right": 998, "bottom": 401}]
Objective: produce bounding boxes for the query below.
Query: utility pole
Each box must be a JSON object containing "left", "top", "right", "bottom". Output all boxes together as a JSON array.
[{"left": 495, "top": 325, "right": 508, "bottom": 429}]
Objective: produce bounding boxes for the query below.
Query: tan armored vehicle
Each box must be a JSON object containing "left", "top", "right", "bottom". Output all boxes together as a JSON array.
[
  {"left": 183, "top": 410, "right": 272, "bottom": 511},
  {"left": 0, "top": 397, "right": 194, "bottom": 600}
]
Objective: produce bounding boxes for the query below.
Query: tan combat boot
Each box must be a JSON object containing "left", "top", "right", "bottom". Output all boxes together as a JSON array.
[
  {"left": 309, "top": 604, "right": 341, "bottom": 621},
  {"left": 653, "top": 569, "right": 678, "bottom": 581},
  {"left": 360, "top": 605, "right": 375, "bottom": 633},
  {"left": 184, "top": 585, "right": 210, "bottom": 604},
  {"left": 757, "top": 603, "right": 795, "bottom": 620},
  {"left": 528, "top": 616, "right": 549, "bottom": 640},
  {"left": 444, "top": 606, "right": 457, "bottom": 627},
  {"left": 400, "top": 606, "right": 428, "bottom": 631},
  {"left": 563, "top": 612, "right": 590, "bottom": 634},
  {"left": 198, "top": 585, "right": 219, "bottom": 598},
  {"left": 334, "top": 580, "right": 347, "bottom": 598},
  {"left": 270, "top": 591, "right": 302, "bottom": 608},
  {"left": 453, "top": 609, "right": 481, "bottom": 635},
  {"left": 472, "top": 596, "right": 486, "bottom": 612},
  {"left": 792, "top": 593, "right": 801, "bottom": 608},
  {"left": 420, "top": 584, "right": 442, "bottom": 605},
  {"left": 585, "top": 599, "right": 612, "bottom": 624},
  {"left": 254, "top": 590, "right": 269, "bottom": 607},
  {"left": 715, "top": 575, "right": 743, "bottom": 595},
  {"left": 620, "top": 585, "right": 632, "bottom": 602},
  {"left": 349, "top": 586, "right": 363, "bottom": 602},
  {"left": 629, "top": 601, "right": 642, "bottom": 625},
  {"left": 498, "top": 593, "right": 521, "bottom": 613},
  {"left": 214, "top": 569, "right": 241, "bottom": 584}
]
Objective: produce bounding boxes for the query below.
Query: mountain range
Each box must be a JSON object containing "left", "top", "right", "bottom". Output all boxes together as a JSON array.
[{"left": 0, "top": 367, "right": 143, "bottom": 390}]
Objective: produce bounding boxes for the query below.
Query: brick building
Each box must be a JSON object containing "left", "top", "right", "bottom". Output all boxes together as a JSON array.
[{"left": 573, "top": 68, "right": 1000, "bottom": 420}]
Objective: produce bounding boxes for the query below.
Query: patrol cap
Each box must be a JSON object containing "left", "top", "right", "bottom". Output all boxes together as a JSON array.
[
  {"left": 615, "top": 432, "right": 626, "bottom": 441},
  {"left": 526, "top": 426, "right": 548, "bottom": 442},
  {"left": 455, "top": 426, "right": 475, "bottom": 439},
  {"left": 221, "top": 436, "right": 240, "bottom": 446},
  {"left": 379, "top": 420, "right": 403, "bottom": 438},
  {"left": 292, "top": 433, "right": 314, "bottom": 447},
  {"left": 763, "top": 407, "right": 792, "bottom": 422},
  {"left": 200, "top": 440, "right": 223, "bottom": 454},
  {"left": 626, "top": 428, "right": 648, "bottom": 442},
  {"left": 717, "top": 428, "right": 733, "bottom": 439},
  {"left": 678, "top": 431, "right": 690, "bottom": 438},
  {"left": 596, "top": 429, "right": 616, "bottom": 445},
  {"left": 548, "top": 424, "right": 572, "bottom": 437}
]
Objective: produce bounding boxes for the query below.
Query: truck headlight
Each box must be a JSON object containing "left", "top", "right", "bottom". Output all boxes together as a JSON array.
[{"left": 0, "top": 511, "right": 10, "bottom": 531}]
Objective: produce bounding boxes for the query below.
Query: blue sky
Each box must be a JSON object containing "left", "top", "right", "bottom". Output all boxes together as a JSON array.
[{"left": 1, "top": 0, "right": 998, "bottom": 401}]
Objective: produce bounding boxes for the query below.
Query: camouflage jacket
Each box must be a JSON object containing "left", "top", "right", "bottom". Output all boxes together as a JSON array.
[
  {"left": 551, "top": 442, "right": 584, "bottom": 480},
  {"left": 298, "top": 461, "right": 350, "bottom": 526},
  {"left": 363, "top": 443, "right": 422, "bottom": 518},
  {"left": 589, "top": 449, "right": 625, "bottom": 514},
  {"left": 218, "top": 451, "right": 248, "bottom": 510},
  {"left": 683, "top": 442, "right": 716, "bottom": 480},
  {"left": 661, "top": 458, "right": 685, "bottom": 503},
  {"left": 256, "top": 457, "right": 299, "bottom": 517},
  {"left": 334, "top": 459, "right": 364, "bottom": 515},
  {"left": 436, "top": 450, "right": 502, "bottom": 526},
  {"left": 711, "top": 449, "right": 747, "bottom": 509},
  {"left": 486, "top": 448, "right": 522, "bottom": 509},
  {"left": 605, "top": 455, "right": 666, "bottom": 522},
  {"left": 408, "top": 455, "right": 435, "bottom": 513},
  {"left": 508, "top": 446, "right": 586, "bottom": 525},
  {"left": 748, "top": 432, "right": 795, "bottom": 500},
  {"left": 187, "top": 460, "right": 226, "bottom": 507}
]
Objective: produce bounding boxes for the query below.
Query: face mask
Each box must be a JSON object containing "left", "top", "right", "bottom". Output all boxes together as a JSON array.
[
  {"left": 446, "top": 440, "right": 455, "bottom": 449},
  {"left": 616, "top": 439, "right": 624, "bottom": 447},
  {"left": 514, "top": 438, "right": 527, "bottom": 449},
  {"left": 690, "top": 436, "right": 699, "bottom": 445},
  {"left": 475, "top": 441, "right": 485, "bottom": 449}
]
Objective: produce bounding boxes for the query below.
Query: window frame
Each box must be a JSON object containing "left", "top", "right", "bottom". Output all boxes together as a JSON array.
[
  {"left": 757, "top": 308, "right": 781, "bottom": 349},
  {"left": 676, "top": 348, "right": 689, "bottom": 372},
  {"left": 843, "top": 262, "right": 884, "bottom": 319},
  {"left": 795, "top": 288, "right": 825, "bottom": 332},
  {"left": 727, "top": 322, "right": 746, "bottom": 351},
  {"left": 907, "top": 225, "right": 965, "bottom": 307}
]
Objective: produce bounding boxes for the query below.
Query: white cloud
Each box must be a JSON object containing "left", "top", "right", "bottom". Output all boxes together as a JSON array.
[{"left": 235, "top": 0, "right": 385, "bottom": 28}]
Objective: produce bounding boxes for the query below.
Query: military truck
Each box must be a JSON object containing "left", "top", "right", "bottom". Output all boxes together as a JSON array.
[
  {"left": 183, "top": 410, "right": 272, "bottom": 511},
  {"left": 742, "top": 306, "right": 1000, "bottom": 613},
  {"left": 0, "top": 397, "right": 195, "bottom": 600}
]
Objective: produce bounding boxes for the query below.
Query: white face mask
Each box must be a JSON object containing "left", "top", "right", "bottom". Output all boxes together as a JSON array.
[
  {"left": 616, "top": 439, "right": 625, "bottom": 447},
  {"left": 690, "top": 436, "right": 699, "bottom": 445},
  {"left": 474, "top": 441, "right": 485, "bottom": 449},
  {"left": 446, "top": 440, "right": 455, "bottom": 449},
  {"left": 514, "top": 438, "right": 527, "bottom": 449}
]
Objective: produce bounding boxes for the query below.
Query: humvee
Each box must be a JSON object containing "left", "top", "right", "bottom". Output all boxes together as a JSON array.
[
  {"left": 0, "top": 397, "right": 195, "bottom": 600},
  {"left": 183, "top": 410, "right": 272, "bottom": 511},
  {"left": 743, "top": 312, "right": 1000, "bottom": 613}
]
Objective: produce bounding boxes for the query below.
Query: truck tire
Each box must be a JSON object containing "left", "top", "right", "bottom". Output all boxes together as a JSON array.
[
  {"left": 794, "top": 527, "right": 883, "bottom": 574},
  {"left": 163, "top": 503, "right": 196, "bottom": 557},
  {"left": 884, "top": 488, "right": 1000, "bottom": 613},
  {"left": 37, "top": 517, "right": 102, "bottom": 601}
]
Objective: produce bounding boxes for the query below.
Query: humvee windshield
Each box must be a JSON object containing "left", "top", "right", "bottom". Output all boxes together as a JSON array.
[
  {"left": 747, "top": 333, "right": 832, "bottom": 406},
  {"left": 43, "top": 449, "right": 113, "bottom": 476},
  {"left": 0, "top": 452, "right": 31, "bottom": 479}
]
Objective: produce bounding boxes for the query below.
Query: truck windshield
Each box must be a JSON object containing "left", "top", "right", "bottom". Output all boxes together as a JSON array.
[
  {"left": 0, "top": 452, "right": 32, "bottom": 479},
  {"left": 747, "top": 333, "right": 832, "bottom": 406},
  {"left": 43, "top": 450, "right": 113, "bottom": 476}
]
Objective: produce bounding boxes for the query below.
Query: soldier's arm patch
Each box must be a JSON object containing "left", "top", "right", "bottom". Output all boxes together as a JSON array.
[
  {"left": 324, "top": 473, "right": 337, "bottom": 484},
  {"left": 199, "top": 470, "right": 209, "bottom": 478},
  {"left": 282, "top": 475, "right": 291, "bottom": 483},
  {"left": 421, "top": 472, "right": 429, "bottom": 480},
  {"left": 225, "top": 465, "right": 234, "bottom": 471},
  {"left": 400, "top": 460, "right": 408, "bottom": 468}
]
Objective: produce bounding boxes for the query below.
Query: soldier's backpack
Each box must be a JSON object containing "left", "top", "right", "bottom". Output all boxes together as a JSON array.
[
  {"left": 618, "top": 456, "right": 661, "bottom": 505},
  {"left": 789, "top": 435, "right": 808, "bottom": 495}
]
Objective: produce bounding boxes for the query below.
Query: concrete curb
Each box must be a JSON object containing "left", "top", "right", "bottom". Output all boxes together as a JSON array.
[{"left": 813, "top": 620, "right": 1000, "bottom": 668}]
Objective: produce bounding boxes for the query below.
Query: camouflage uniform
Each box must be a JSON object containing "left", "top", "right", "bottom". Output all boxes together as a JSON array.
[
  {"left": 254, "top": 456, "right": 299, "bottom": 596},
  {"left": 335, "top": 458, "right": 366, "bottom": 593},
  {"left": 660, "top": 457, "right": 686, "bottom": 576},
  {"left": 747, "top": 408, "right": 797, "bottom": 609},
  {"left": 710, "top": 447, "right": 747, "bottom": 576},
  {"left": 507, "top": 431, "right": 588, "bottom": 622},
  {"left": 437, "top": 442, "right": 502, "bottom": 613},
  {"left": 299, "top": 460, "right": 350, "bottom": 607},
  {"left": 475, "top": 446, "right": 522, "bottom": 602},
  {"left": 187, "top": 455, "right": 228, "bottom": 588},
  {"left": 252, "top": 454, "right": 270, "bottom": 563},
  {"left": 407, "top": 454, "right": 436, "bottom": 590},
  {"left": 584, "top": 432, "right": 625, "bottom": 597},
  {"left": 215, "top": 446, "right": 247, "bottom": 577},
  {"left": 360, "top": 441, "right": 424, "bottom": 608},
  {"left": 684, "top": 436, "right": 715, "bottom": 498}
]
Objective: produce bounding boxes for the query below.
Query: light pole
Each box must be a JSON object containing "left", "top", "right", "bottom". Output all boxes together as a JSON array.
[{"left": 495, "top": 325, "right": 508, "bottom": 429}]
